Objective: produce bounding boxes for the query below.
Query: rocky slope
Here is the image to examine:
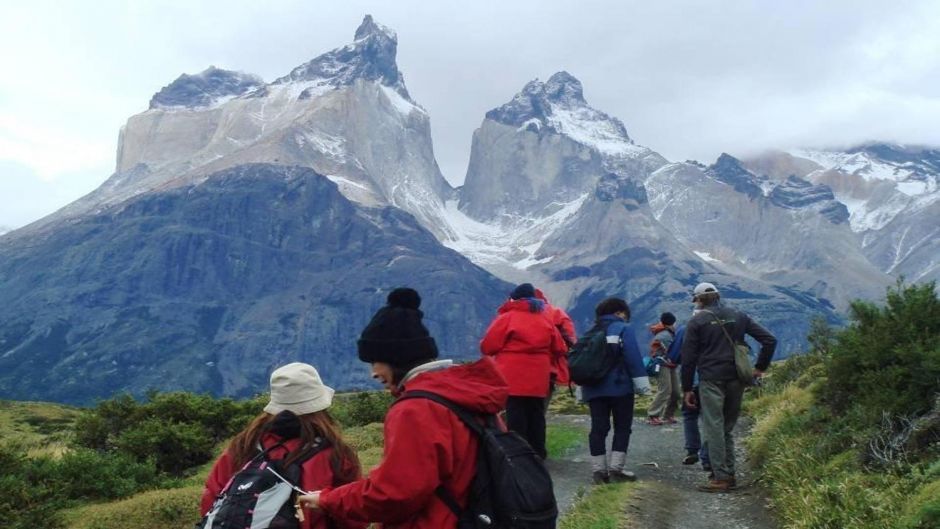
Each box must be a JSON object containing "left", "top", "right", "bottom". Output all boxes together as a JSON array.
[
  {"left": 0, "top": 165, "right": 508, "bottom": 404},
  {"left": 743, "top": 144, "right": 940, "bottom": 285}
]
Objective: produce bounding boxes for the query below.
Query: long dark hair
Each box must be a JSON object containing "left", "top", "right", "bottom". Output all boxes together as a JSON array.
[
  {"left": 227, "top": 410, "right": 361, "bottom": 484},
  {"left": 595, "top": 297, "right": 631, "bottom": 322}
]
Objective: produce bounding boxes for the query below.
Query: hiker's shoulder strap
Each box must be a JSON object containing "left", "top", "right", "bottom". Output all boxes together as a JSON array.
[
  {"left": 396, "top": 390, "right": 485, "bottom": 520},
  {"left": 395, "top": 390, "right": 487, "bottom": 436},
  {"left": 701, "top": 309, "right": 738, "bottom": 349}
]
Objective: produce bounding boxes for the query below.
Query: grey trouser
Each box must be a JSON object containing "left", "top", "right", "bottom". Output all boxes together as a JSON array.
[
  {"left": 648, "top": 365, "right": 680, "bottom": 419},
  {"left": 699, "top": 379, "right": 745, "bottom": 481}
]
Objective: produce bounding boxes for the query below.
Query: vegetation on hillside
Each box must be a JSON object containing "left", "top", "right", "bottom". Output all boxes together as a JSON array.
[
  {"left": 746, "top": 282, "right": 939, "bottom": 529},
  {"left": 1, "top": 389, "right": 393, "bottom": 529}
]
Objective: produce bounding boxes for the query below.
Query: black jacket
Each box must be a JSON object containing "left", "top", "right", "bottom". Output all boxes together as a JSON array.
[{"left": 680, "top": 303, "right": 777, "bottom": 391}]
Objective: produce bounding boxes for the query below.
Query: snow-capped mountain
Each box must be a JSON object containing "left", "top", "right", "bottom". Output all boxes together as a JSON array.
[
  {"left": 645, "top": 155, "right": 891, "bottom": 310},
  {"left": 448, "top": 73, "right": 848, "bottom": 352},
  {"left": 743, "top": 144, "right": 940, "bottom": 284},
  {"left": 18, "top": 15, "right": 453, "bottom": 240}
]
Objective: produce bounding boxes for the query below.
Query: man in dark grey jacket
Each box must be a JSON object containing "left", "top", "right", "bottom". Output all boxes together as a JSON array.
[{"left": 680, "top": 282, "right": 777, "bottom": 492}]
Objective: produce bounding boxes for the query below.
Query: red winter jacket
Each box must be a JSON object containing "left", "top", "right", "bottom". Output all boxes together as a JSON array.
[
  {"left": 318, "top": 358, "right": 509, "bottom": 529},
  {"left": 535, "top": 289, "right": 576, "bottom": 386},
  {"left": 201, "top": 433, "right": 364, "bottom": 529},
  {"left": 480, "top": 298, "right": 568, "bottom": 397}
]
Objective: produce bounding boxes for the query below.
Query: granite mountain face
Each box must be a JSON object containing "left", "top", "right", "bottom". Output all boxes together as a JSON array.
[
  {"left": 0, "top": 165, "right": 508, "bottom": 404},
  {"left": 0, "top": 16, "right": 932, "bottom": 403}
]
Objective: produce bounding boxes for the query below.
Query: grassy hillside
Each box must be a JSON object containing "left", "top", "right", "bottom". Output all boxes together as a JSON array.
[
  {"left": 745, "top": 282, "right": 939, "bottom": 529},
  {"left": 0, "top": 400, "right": 80, "bottom": 457}
]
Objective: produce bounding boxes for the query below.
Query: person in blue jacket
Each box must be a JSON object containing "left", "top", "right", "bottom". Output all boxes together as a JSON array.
[
  {"left": 580, "top": 297, "right": 652, "bottom": 484},
  {"left": 670, "top": 325, "right": 711, "bottom": 470}
]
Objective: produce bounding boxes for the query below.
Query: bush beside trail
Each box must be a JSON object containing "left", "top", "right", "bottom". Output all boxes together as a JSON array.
[{"left": 746, "top": 282, "right": 939, "bottom": 529}]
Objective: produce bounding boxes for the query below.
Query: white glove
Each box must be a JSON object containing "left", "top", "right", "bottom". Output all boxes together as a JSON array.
[{"left": 632, "top": 376, "right": 652, "bottom": 395}]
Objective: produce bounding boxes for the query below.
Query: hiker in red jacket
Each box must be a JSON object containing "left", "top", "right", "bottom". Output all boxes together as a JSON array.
[
  {"left": 297, "top": 288, "right": 510, "bottom": 529},
  {"left": 535, "top": 287, "right": 576, "bottom": 390},
  {"left": 481, "top": 283, "right": 567, "bottom": 458},
  {"left": 200, "top": 363, "right": 364, "bottom": 529}
]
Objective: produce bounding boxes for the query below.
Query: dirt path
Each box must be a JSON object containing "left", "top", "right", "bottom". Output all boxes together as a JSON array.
[{"left": 547, "top": 414, "right": 777, "bottom": 529}]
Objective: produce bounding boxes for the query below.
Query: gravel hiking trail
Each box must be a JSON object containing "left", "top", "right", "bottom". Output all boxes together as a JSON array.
[{"left": 547, "top": 414, "right": 777, "bottom": 529}]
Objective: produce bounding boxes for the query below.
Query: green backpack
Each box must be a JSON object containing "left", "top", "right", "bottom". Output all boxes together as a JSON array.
[{"left": 568, "top": 323, "right": 621, "bottom": 386}]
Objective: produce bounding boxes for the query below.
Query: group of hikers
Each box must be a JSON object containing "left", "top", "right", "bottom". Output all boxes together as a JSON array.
[{"left": 198, "top": 281, "right": 777, "bottom": 529}]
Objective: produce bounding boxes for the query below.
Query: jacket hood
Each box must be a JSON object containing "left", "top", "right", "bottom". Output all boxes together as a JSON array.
[
  {"left": 403, "top": 357, "right": 509, "bottom": 415},
  {"left": 649, "top": 322, "right": 670, "bottom": 335},
  {"left": 498, "top": 298, "right": 545, "bottom": 314}
]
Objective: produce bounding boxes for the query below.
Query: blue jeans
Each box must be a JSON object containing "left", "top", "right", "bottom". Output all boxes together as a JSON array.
[
  {"left": 681, "top": 387, "right": 710, "bottom": 466},
  {"left": 588, "top": 394, "right": 635, "bottom": 456}
]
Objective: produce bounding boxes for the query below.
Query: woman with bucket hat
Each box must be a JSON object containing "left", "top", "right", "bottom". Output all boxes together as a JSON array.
[{"left": 199, "top": 362, "right": 364, "bottom": 529}]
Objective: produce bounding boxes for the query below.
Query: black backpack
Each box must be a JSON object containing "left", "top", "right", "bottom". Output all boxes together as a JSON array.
[
  {"left": 397, "top": 391, "right": 557, "bottom": 529},
  {"left": 196, "top": 439, "right": 328, "bottom": 529},
  {"left": 567, "top": 322, "right": 620, "bottom": 386}
]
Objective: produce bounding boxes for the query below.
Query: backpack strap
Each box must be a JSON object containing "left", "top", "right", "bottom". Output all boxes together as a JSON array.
[
  {"left": 701, "top": 309, "right": 739, "bottom": 350},
  {"left": 394, "top": 390, "right": 489, "bottom": 519}
]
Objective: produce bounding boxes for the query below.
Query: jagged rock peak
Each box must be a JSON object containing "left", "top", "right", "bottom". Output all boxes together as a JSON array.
[
  {"left": 485, "top": 71, "right": 638, "bottom": 157},
  {"left": 707, "top": 153, "right": 763, "bottom": 199},
  {"left": 769, "top": 176, "right": 849, "bottom": 224},
  {"left": 149, "top": 66, "right": 263, "bottom": 109},
  {"left": 355, "top": 14, "right": 396, "bottom": 41},
  {"left": 274, "top": 14, "right": 408, "bottom": 97}
]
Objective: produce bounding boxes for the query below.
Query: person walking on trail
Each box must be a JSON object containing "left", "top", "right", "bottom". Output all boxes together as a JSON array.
[
  {"left": 481, "top": 282, "right": 568, "bottom": 459},
  {"left": 535, "top": 287, "right": 576, "bottom": 398},
  {"left": 200, "top": 363, "right": 364, "bottom": 529},
  {"left": 580, "top": 297, "right": 651, "bottom": 484},
  {"left": 671, "top": 321, "right": 711, "bottom": 469},
  {"left": 647, "top": 312, "right": 681, "bottom": 425},
  {"left": 680, "top": 282, "right": 777, "bottom": 492},
  {"left": 296, "top": 287, "right": 511, "bottom": 529}
]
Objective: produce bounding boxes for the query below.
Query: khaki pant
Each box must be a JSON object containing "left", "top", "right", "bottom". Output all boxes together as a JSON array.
[
  {"left": 699, "top": 379, "right": 745, "bottom": 481},
  {"left": 648, "top": 365, "right": 680, "bottom": 419}
]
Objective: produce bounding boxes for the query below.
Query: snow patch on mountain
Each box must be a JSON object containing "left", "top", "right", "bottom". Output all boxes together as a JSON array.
[{"left": 440, "top": 193, "right": 589, "bottom": 271}]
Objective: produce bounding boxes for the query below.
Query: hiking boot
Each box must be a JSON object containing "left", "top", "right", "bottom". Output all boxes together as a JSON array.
[
  {"left": 647, "top": 416, "right": 664, "bottom": 426},
  {"left": 702, "top": 463, "right": 712, "bottom": 472},
  {"left": 592, "top": 470, "right": 609, "bottom": 485},
  {"left": 697, "top": 479, "right": 733, "bottom": 493},
  {"left": 609, "top": 469, "right": 637, "bottom": 482},
  {"left": 682, "top": 453, "right": 699, "bottom": 465}
]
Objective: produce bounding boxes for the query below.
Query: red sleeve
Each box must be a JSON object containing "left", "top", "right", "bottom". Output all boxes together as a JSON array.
[
  {"left": 556, "top": 309, "right": 576, "bottom": 347},
  {"left": 300, "top": 449, "right": 367, "bottom": 529},
  {"left": 200, "top": 451, "right": 234, "bottom": 515},
  {"left": 550, "top": 323, "right": 568, "bottom": 357},
  {"left": 318, "top": 402, "right": 451, "bottom": 524},
  {"left": 480, "top": 314, "right": 511, "bottom": 356}
]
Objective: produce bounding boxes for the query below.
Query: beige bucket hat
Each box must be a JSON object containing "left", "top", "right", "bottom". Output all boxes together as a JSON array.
[{"left": 263, "top": 362, "right": 335, "bottom": 415}]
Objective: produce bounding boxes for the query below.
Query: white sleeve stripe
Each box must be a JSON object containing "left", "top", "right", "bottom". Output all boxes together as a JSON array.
[{"left": 606, "top": 335, "right": 620, "bottom": 344}]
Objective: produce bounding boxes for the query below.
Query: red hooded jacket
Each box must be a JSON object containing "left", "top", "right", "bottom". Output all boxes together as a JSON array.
[
  {"left": 318, "top": 358, "right": 509, "bottom": 529},
  {"left": 480, "top": 298, "right": 568, "bottom": 397},
  {"left": 201, "top": 433, "right": 364, "bottom": 529},
  {"left": 535, "top": 289, "right": 576, "bottom": 386}
]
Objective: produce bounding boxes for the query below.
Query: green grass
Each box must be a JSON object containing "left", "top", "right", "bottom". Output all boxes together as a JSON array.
[
  {"left": 0, "top": 400, "right": 80, "bottom": 457},
  {"left": 559, "top": 482, "right": 635, "bottom": 529},
  {"left": 546, "top": 423, "right": 585, "bottom": 459},
  {"left": 745, "top": 363, "right": 940, "bottom": 529}
]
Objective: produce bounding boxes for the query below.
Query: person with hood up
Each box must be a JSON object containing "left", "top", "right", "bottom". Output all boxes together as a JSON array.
[
  {"left": 480, "top": 282, "right": 568, "bottom": 459},
  {"left": 200, "top": 362, "right": 364, "bottom": 529},
  {"left": 581, "top": 297, "right": 651, "bottom": 484},
  {"left": 296, "top": 288, "right": 510, "bottom": 529},
  {"left": 647, "top": 312, "right": 681, "bottom": 425},
  {"left": 535, "top": 287, "right": 576, "bottom": 393}
]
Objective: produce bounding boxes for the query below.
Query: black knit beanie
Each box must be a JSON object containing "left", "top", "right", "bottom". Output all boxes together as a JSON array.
[
  {"left": 660, "top": 312, "right": 677, "bottom": 326},
  {"left": 357, "top": 287, "right": 439, "bottom": 366},
  {"left": 510, "top": 283, "right": 536, "bottom": 300}
]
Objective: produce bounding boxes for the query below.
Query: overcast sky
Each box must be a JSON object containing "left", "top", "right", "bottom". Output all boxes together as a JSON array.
[{"left": 1, "top": 0, "right": 939, "bottom": 229}]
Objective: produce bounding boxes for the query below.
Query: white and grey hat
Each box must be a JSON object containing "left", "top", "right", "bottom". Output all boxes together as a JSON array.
[
  {"left": 693, "top": 282, "right": 719, "bottom": 298},
  {"left": 263, "top": 362, "right": 335, "bottom": 416}
]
